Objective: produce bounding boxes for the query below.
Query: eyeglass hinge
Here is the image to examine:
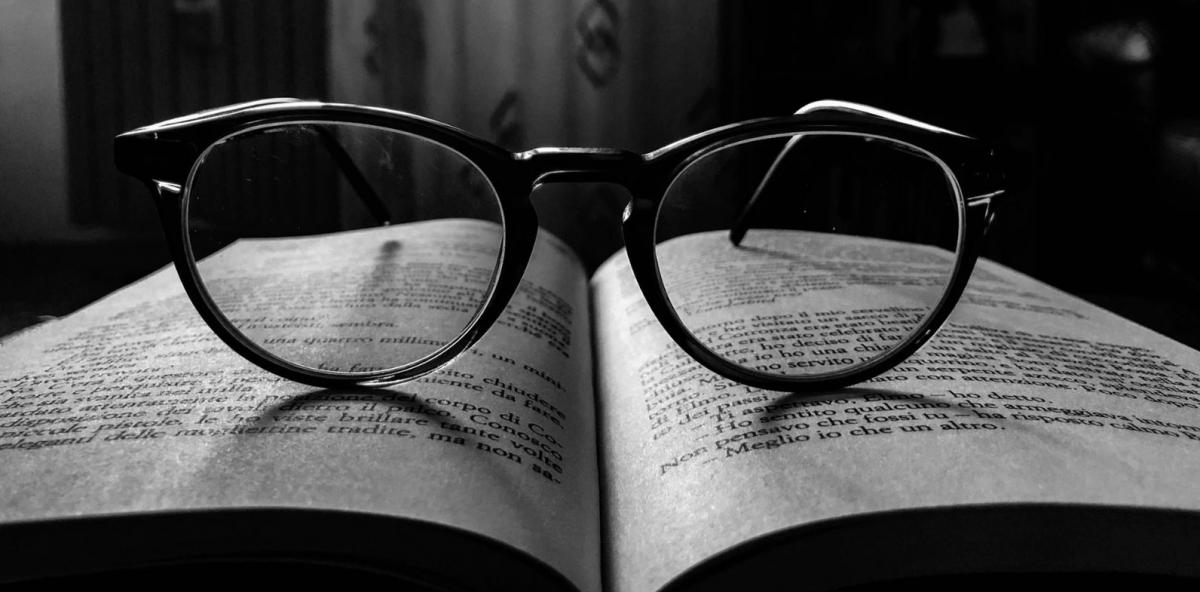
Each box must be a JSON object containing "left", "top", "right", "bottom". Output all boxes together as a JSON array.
[
  {"left": 153, "top": 180, "right": 183, "bottom": 199},
  {"left": 966, "top": 189, "right": 1004, "bottom": 206}
]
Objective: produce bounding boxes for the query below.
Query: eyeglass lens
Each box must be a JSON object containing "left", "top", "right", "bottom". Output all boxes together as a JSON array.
[
  {"left": 185, "top": 122, "right": 505, "bottom": 376},
  {"left": 654, "top": 132, "right": 962, "bottom": 379}
]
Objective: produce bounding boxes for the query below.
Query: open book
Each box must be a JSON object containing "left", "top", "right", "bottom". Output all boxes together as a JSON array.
[{"left": 3, "top": 219, "right": 1200, "bottom": 590}]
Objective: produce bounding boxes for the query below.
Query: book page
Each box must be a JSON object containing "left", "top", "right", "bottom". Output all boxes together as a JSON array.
[
  {"left": 0, "top": 219, "right": 599, "bottom": 591},
  {"left": 592, "top": 230, "right": 1200, "bottom": 591}
]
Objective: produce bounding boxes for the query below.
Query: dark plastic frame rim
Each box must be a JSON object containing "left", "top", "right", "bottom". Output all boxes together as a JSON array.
[
  {"left": 646, "top": 129, "right": 969, "bottom": 389},
  {"left": 180, "top": 120, "right": 511, "bottom": 387}
]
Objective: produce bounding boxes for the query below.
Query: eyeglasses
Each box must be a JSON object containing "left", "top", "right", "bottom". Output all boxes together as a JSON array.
[{"left": 115, "top": 98, "right": 1009, "bottom": 393}]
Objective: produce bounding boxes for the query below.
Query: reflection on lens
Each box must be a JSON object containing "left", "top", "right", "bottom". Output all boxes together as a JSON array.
[
  {"left": 654, "top": 132, "right": 961, "bottom": 379},
  {"left": 185, "top": 122, "right": 503, "bottom": 376}
]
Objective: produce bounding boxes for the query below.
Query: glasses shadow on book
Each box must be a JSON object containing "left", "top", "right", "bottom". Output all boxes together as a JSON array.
[
  {"left": 758, "top": 386, "right": 1020, "bottom": 435},
  {"left": 758, "top": 386, "right": 961, "bottom": 416},
  {"left": 249, "top": 385, "right": 471, "bottom": 432},
  {"left": 185, "top": 384, "right": 547, "bottom": 522},
  {"left": 366, "top": 239, "right": 402, "bottom": 289},
  {"left": 241, "top": 385, "right": 552, "bottom": 527}
]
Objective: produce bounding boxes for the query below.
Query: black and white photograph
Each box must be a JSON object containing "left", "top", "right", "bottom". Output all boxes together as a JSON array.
[{"left": 2, "top": 1, "right": 1199, "bottom": 590}]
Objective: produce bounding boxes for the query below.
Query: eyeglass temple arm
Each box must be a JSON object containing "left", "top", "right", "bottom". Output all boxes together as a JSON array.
[
  {"left": 308, "top": 126, "right": 392, "bottom": 225},
  {"left": 728, "top": 100, "right": 969, "bottom": 246}
]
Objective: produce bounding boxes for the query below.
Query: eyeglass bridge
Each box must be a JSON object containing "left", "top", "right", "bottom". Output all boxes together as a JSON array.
[{"left": 520, "top": 147, "right": 645, "bottom": 185}]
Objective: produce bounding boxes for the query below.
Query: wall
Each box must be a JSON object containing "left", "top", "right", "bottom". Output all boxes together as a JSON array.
[{"left": 0, "top": 2, "right": 62, "bottom": 241}]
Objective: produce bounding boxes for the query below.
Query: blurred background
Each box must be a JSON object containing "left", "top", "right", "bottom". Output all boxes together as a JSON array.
[{"left": 1, "top": 0, "right": 1198, "bottom": 347}]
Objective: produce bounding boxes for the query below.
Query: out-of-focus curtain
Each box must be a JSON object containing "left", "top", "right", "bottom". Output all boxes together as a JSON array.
[{"left": 329, "top": 0, "right": 720, "bottom": 268}]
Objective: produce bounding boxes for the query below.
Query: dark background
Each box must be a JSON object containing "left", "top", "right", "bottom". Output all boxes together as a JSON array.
[{"left": 1, "top": 0, "right": 1198, "bottom": 350}]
